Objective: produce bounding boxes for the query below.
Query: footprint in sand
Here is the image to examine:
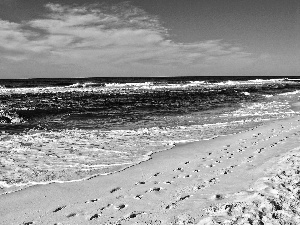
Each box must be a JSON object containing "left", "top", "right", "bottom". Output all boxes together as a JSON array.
[
  {"left": 245, "top": 156, "right": 254, "bottom": 163},
  {"left": 220, "top": 169, "right": 231, "bottom": 175},
  {"left": 126, "top": 211, "right": 145, "bottom": 219},
  {"left": 206, "top": 164, "right": 214, "bottom": 168},
  {"left": 211, "top": 194, "right": 224, "bottom": 200},
  {"left": 209, "top": 178, "right": 218, "bottom": 184},
  {"left": 217, "top": 165, "right": 237, "bottom": 175},
  {"left": 115, "top": 204, "right": 127, "bottom": 210},
  {"left": 165, "top": 195, "right": 191, "bottom": 210},
  {"left": 135, "top": 181, "right": 146, "bottom": 185},
  {"left": 89, "top": 213, "right": 101, "bottom": 221},
  {"left": 270, "top": 143, "right": 277, "bottom": 147},
  {"left": 85, "top": 198, "right": 100, "bottom": 203},
  {"left": 256, "top": 148, "right": 264, "bottom": 153},
  {"left": 110, "top": 187, "right": 122, "bottom": 193},
  {"left": 237, "top": 148, "right": 244, "bottom": 152},
  {"left": 100, "top": 204, "right": 112, "bottom": 211},
  {"left": 66, "top": 213, "right": 77, "bottom": 218},
  {"left": 87, "top": 203, "right": 111, "bottom": 220},
  {"left": 53, "top": 205, "right": 67, "bottom": 213},
  {"left": 148, "top": 187, "right": 164, "bottom": 193},
  {"left": 164, "top": 181, "right": 173, "bottom": 184},
  {"left": 174, "top": 167, "right": 184, "bottom": 172},
  {"left": 134, "top": 194, "right": 143, "bottom": 199},
  {"left": 252, "top": 133, "right": 261, "bottom": 138}
]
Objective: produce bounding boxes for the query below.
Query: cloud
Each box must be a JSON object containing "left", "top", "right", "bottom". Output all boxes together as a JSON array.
[{"left": 0, "top": 2, "right": 255, "bottom": 77}]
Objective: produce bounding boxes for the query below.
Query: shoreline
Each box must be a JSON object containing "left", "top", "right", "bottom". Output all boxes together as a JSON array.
[
  {"left": 1, "top": 115, "right": 300, "bottom": 224},
  {"left": 0, "top": 118, "right": 267, "bottom": 197}
]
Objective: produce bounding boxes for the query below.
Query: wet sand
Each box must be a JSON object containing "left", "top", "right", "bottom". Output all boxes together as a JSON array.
[{"left": 1, "top": 116, "right": 300, "bottom": 224}]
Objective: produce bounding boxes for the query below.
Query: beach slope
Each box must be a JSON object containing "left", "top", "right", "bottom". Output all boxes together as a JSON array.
[{"left": 1, "top": 117, "right": 300, "bottom": 224}]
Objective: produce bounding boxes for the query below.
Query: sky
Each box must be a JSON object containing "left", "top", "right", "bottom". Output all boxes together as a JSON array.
[{"left": 0, "top": 0, "right": 299, "bottom": 78}]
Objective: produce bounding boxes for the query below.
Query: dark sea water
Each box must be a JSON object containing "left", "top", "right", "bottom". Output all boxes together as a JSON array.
[{"left": 1, "top": 76, "right": 300, "bottom": 194}]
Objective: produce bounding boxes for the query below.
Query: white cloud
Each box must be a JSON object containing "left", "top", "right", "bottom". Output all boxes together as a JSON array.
[{"left": 0, "top": 2, "right": 255, "bottom": 77}]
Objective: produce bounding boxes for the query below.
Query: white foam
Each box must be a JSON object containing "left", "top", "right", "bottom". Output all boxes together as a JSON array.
[
  {"left": 286, "top": 78, "right": 300, "bottom": 81},
  {"left": 66, "top": 82, "right": 101, "bottom": 88},
  {"left": 262, "top": 94, "right": 273, "bottom": 98},
  {"left": 0, "top": 79, "right": 296, "bottom": 96},
  {"left": 242, "top": 92, "right": 250, "bottom": 96},
  {"left": 279, "top": 90, "right": 300, "bottom": 96},
  {"left": 0, "top": 110, "right": 24, "bottom": 124}
]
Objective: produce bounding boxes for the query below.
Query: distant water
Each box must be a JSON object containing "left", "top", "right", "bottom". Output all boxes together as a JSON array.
[{"left": 1, "top": 76, "right": 300, "bottom": 194}]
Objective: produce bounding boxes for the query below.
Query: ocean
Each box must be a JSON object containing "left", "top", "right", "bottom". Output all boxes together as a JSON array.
[{"left": 1, "top": 76, "right": 300, "bottom": 194}]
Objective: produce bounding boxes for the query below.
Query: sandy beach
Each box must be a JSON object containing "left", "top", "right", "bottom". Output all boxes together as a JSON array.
[
  {"left": 1, "top": 115, "right": 300, "bottom": 225},
  {"left": 1, "top": 0, "right": 299, "bottom": 223}
]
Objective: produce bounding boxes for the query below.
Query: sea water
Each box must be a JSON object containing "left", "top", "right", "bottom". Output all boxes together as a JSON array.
[{"left": 0, "top": 76, "right": 300, "bottom": 194}]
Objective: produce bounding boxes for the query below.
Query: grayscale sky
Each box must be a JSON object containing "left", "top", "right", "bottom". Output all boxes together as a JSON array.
[{"left": 0, "top": 0, "right": 299, "bottom": 78}]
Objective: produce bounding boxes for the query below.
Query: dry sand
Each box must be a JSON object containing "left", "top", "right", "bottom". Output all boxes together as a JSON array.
[{"left": 1, "top": 116, "right": 300, "bottom": 224}]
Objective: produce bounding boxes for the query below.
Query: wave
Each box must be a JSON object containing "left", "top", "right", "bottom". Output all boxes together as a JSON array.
[
  {"left": 241, "top": 92, "right": 251, "bottom": 96},
  {"left": 278, "top": 90, "right": 300, "bottom": 96},
  {"left": 212, "top": 78, "right": 289, "bottom": 87},
  {"left": 286, "top": 78, "right": 300, "bottom": 81},
  {"left": 0, "top": 78, "right": 297, "bottom": 95},
  {"left": 0, "top": 111, "right": 23, "bottom": 124},
  {"left": 103, "top": 79, "right": 291, "bottom": 89},
  {"left": 65, "top": 82, "right": 105, "bottom": 88}
]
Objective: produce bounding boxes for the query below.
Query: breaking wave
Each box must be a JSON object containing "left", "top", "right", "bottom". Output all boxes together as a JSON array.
[
  {"left": 0, "top": 110, "right": 23, "bottom": 124},
  {"left": 0, "top": 78, "right": 296, "bottom": 95}
]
